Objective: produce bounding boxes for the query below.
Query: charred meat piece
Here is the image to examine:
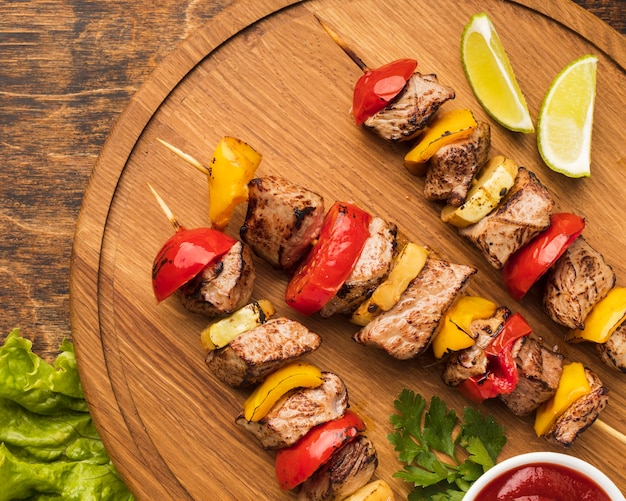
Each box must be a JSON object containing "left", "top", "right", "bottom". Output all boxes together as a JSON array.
[
  {"left": 543, "top": 236, "right": 616, "bottom": 329},
  {"left": 240, "top": 176, "right": 325, "bottom": 270},
  {"left": 178, "top": 241, "right": 255, "bottom": 317},
  {"left": 363, "top": 72, "right": 455, "bottom": 142},
  {"left": 498, "top": 336, "right": 564, "bottom": 416},
  {"left": 205, "top": 318, "right": 321, "bottom": 388},
  {"left": 543, "top": 368, "right": 608, "bottom": 448},
  {"left": 297, "top": 434, "right": 377, "bottom": 501},
  {"left": 424, "top": 122, "right": 491, "bottom": 206},
  {"left": 458, "top": 167, "right": 554, "bottom": 269},
  {"left": 319, "top": 217, "right": 397, "bottom": 318},
  {"left": 441, "top": 306, "right": 510, "bottom": 387},
  {"left": 353, "top": 257, "right": 476, "bottom": 359},
  {"left": 235, "top": 372, "right": 348, "bottom": 449},
  {"left": 597, "top": 321, "right": 626, "bottom": 373}
]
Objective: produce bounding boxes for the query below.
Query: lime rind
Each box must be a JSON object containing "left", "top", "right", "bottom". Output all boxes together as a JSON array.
[
  {"left": 461, "top": 12, "right": 534, "bottom": 133},
  {"left": 537, "top": 54, "right": 597, "bottom": 178}
]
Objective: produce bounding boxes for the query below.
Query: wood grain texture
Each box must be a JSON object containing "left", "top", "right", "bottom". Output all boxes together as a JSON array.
[
  {"left": 1, "top": 0, "right": 624, "bottom": 499},
  {"left": 67, "top": 0, "right": 625, "bottom": 498}
]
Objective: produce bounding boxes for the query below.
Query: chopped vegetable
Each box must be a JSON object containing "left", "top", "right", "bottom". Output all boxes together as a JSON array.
[
  {"left": 566, "top": 287, "right": 626, "bottom": 344},
  {"left": 388, "top": 389, "right": 506, "bottom": 499},
  {"left": 208, "top": 136, "right": 262, "bottom": 230},
  {"left": 275, "top": 409, "right": 365, "bottom": 490},
  {"left": 404, "top": 108, "right": 478, "bottom": 176},
  {"left": 351, "top": 242, "right": 429, "bottom": 326},
  {"left": 502, "top": 213, "right": 585, "bottom": 300},
  {"left": 151, "top": 226, "right": 237, "bottom": 302},
  {"left": 286, "top": 202, "right": 372, "bottom": 315},
  {"left": 457, "top": 313, "right": 532, "bottom": 403},
  {"left": 353, "top": 58, "right": 418, "bottom": 125},
  {"left": 0, "top": 329, "right": 134, "bottom": 500},
  {"left": 342, "top": 479, "right": 395, "bottom": 501},
  {"left": 431, "top": 296, "right": 497, "bottom": 359},
  {"left": 200, "top": 299, "right": 276, "bottom": 350},
  {"left": 440, "top": 155, "right": 518, "bottom": 228},
  {"left": 534, "top": 362, "right": 590, "bottom": 436},
  {"left": 243, "top": 362, "right": 324, "bottom": 422}
]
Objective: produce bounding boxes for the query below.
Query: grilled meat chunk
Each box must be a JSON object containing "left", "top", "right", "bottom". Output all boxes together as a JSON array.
[
  {"left": 353, "top": 257, "right": 476, "bottom": 359},
  {"left": 597, "top": 321, "right": 626, "bottom": 372},
  {"left": 205, "top": 318, "right": 321, "bottom": 388},
  {"left": 235, "top": 372, "right": 348, "bottom": 449},
  {"left": 297, "top": 434, "right": 377, "bottom": 501},
  {"left": 178, "top": 241, "right": 255, "bottom": 317},
  {"left": 441, "top": 306, "right": 510, "bottom": 387},
  {"left": 499, "top": 336, "right": 564, "bottom": 416},
  {"left": 319, "top": 217, "right": 397, "bottom": 318},
  {"left": 363, "top": 72, "right": 455, "bottom": 142},
  {"left": 543, "top": 236, "right": 615, "bottom": 329},
  {"left": 543, "top": 368, "right": 608, "bottom": 448},
  {"left": 424, "top": 122, "right": 491, "bottom": 206},
  {"left": 458, "top": 167, "right": 554, "bottom": 269},
  {"left": 240, "top": 176, "right": 325, "bottom": 270}
]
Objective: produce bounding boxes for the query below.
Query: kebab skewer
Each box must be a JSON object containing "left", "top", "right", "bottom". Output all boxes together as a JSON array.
[{"left": 316, "top": 16, "right": 626, "bottom": 374}]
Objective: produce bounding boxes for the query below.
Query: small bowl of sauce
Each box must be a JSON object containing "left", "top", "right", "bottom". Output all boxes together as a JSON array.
[{"left": 464, "top": 452, "right": 624, "bottom": 501}]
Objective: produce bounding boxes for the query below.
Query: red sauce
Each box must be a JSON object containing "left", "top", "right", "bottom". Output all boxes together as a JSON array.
[{"left": 476, "top": 463, "right": 612, "bottom": 501}]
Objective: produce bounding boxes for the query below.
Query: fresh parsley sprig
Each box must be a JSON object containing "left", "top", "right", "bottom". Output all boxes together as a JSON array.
[{"left": 388, "top": 389, "right": 506, "bottom": 501}]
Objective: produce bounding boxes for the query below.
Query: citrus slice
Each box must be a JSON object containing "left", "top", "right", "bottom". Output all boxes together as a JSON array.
[
  {"left": 537, "top": 54, "right": 597, "bottom": 178},
  {"left": 461, "top": 12, "right": 534, "bottom": 133}
]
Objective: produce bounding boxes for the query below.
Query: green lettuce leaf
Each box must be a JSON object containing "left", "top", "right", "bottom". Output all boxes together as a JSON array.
[{"left": 0, "top": 328, "right": 134, "bottom": 500}]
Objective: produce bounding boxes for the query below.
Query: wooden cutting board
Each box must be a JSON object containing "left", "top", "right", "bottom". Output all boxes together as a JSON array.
[{"left": 69, "top": 0, "right": 626, "bottom": 498}]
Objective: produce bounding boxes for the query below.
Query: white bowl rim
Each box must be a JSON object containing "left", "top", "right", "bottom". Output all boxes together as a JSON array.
[{"left": 463, "top": 451, "right": 625, "bottom": 500}]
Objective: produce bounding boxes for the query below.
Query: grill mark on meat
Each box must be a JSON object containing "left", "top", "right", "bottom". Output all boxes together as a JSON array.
[
  {"left": 458, "top": 167, "right": 554, "bottom": 269},
  {"left": 441, "top": 306, "right": 510, "bottom": 387},
  {"left": 319, "top": 217, "right": 397, "bottom": 318},
  {"left": 241, "top": 176, "right": 325, "bottom": 270},
  {"left": 353, "top": 257, "right": 477, "bottom": 359},
  {"left": 235, "top": 372, "right": 348, "bottom": 449},
  {"left": 363, "top": 73, "right": 455, "bottom": 142},
  {"left": 205, "top": 318, "right": 322, "bottom": 388},
  {"left": 297, "top": 434, "right": 377, "bottom": 501},
  {"left": 177, "top": 241, "right": 255, "bottom": 317},
  {"left": 543, "top": 236, "right": 616, "bottom": 329},
  {"left": 544, "top": 368, "right": 608, "bottom": 448},
  {"left": 498, "top": 336, "right": 564, "bottom": 416},
  {"left": 424, "top": 122, "right": 491, "bottom": 206},
  {"left": 597, "top": 321, "right": 626, "bottom": 372}
]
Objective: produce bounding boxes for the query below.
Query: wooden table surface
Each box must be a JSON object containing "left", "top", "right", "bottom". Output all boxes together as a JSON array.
[{"left": 1, "top": 0, "right": 623, "bottom": 361}]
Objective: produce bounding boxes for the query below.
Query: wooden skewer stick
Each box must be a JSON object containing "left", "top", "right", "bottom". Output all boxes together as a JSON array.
[
  {"left": 157, "top": 138, "right": 210, "bottom": 177},
  {"left": 314, "top": 15, "right": 369, "bottom": 72},
  {"left": 148, "top": 182, "right": 182, "bottom": 232},
  {"left": 594, "top": 418, "right": 626, "bottom": 446}
]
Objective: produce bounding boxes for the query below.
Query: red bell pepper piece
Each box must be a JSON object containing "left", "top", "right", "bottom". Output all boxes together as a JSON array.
[
  {"left": 502, "top": 213, "right": 585, "bottom": 300},
  {"left": 285, "top": 202, "right": 372, "bottom": 315},
  {"left": 275, "top": 410, "right": 365, "bottom": 490},
  {"left": 152, "top": 227, "right": 236, "bottom": 302},
  {"left": 353, "top": 58, "right": 418, "bottom": 125},
  {"left": 457, "top": 313, "right": 532, "bottom": 403}
]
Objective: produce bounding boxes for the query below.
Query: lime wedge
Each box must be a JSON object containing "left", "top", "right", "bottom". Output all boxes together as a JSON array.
[
  {"left": 537, "top": 55, "right": 597, "bottom": 178},
  {"left": 461, "top": 12, "right": 534, "bottom": 133}
]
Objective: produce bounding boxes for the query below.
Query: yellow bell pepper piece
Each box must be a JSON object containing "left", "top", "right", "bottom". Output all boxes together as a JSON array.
[
  {"left": 209, "top": 137, "right": 262, "bottom": 230},
  {"left": 566, "top": 287, "right": 626, "bottom": 344},
  {"left": 243, "top": 362, "right": 324, "bottom": 422},
  {"left": 534, "top": 362, "right": 590, "bottom": 437},
  {"left": 404, "top": 108, "right": 478, "bottom": 176},
  {"left": 200, "top": 299, "right": 276, "bottom": 351},
  {"left": 431, "top": 296, "right": 497, "bottom": 359},
  {"left": 342, "top": 480, "right": 395, "bottom": 501},
  {"left": 351, "top": 243, "right": 429, "bottom": 326}
]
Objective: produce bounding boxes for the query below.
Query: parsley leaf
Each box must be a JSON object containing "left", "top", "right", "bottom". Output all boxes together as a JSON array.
[{"left": 388, "top": 389, "right": 506, "bottom": 500}]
